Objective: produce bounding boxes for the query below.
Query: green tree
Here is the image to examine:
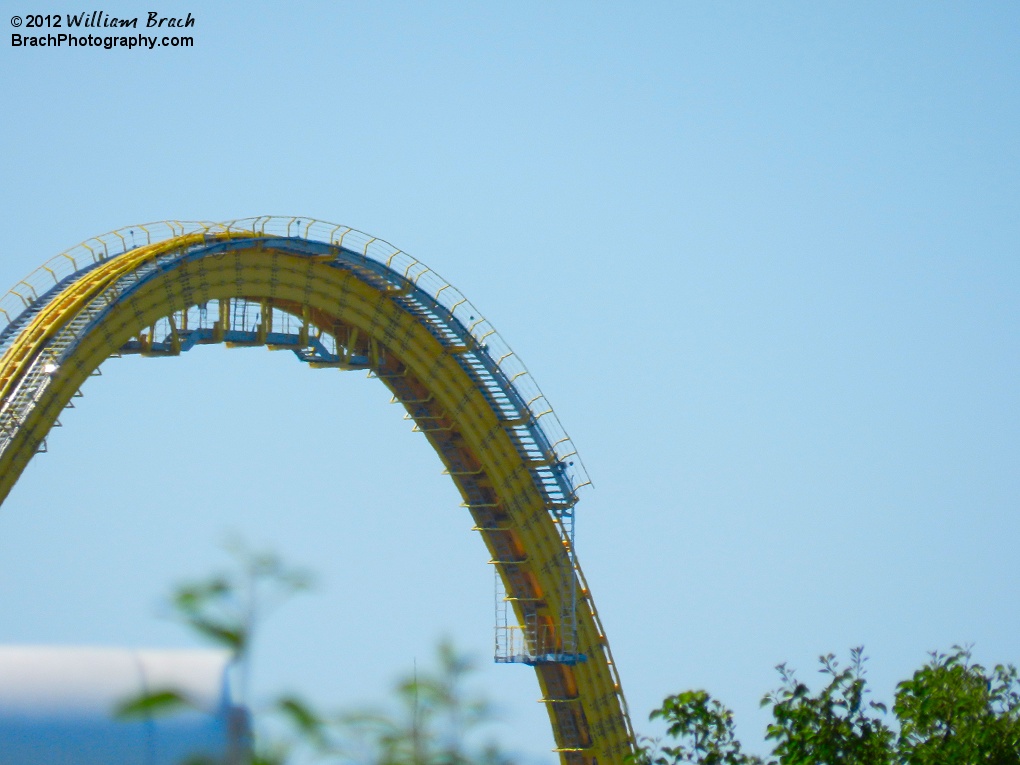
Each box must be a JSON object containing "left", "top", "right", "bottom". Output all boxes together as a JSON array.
[
  {"left": 327, "top": 642, "right": 510, "bottom": 765},
  {"left": 632, "top": 690, "right": 762, "bottom": 765},
  {"left": 894, "top": 646, "right": 1020, "bottom": 765},
  {"left": 762, "top": 647, "right": 892, "bottom": 765},
  {"left": 639, "top": 646, "right": 1020, "bottom": 765},
  {"left": 127, "top": 541, "right": 513, "bottom": 765}
]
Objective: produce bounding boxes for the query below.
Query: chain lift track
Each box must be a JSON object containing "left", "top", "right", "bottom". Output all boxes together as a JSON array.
[{"left": 0, "top": 218, "right": 635, "bottom": 763}]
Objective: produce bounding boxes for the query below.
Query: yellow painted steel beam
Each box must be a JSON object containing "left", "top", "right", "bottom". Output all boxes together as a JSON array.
[{"left": 0, "top": 233, "right": 634, "bottom": 763}]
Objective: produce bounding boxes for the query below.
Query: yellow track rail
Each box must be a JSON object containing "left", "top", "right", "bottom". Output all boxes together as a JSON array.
[{"left": 0, "top": 222, "right": 635, "bottom": 763}]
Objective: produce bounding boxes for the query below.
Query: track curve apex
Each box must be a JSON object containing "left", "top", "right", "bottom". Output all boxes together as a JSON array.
[{"left": 0, "top": 217, "right": 634, "bottom": 763}]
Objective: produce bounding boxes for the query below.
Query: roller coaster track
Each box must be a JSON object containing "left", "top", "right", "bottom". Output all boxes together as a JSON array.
[{"left": 0, "top": 217, "right": 635, "bottom": 763}]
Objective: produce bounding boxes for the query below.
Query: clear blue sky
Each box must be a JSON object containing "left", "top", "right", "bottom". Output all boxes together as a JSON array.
[{"left": 1, "top": 2, "right": 1017, "bottom": 761}]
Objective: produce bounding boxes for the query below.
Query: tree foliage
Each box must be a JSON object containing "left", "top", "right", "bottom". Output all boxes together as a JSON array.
[
  {"left": 134, "top": 544, "right": 1020, "bottom": 765},
  {"left": 637, "top": 690, "right": 762, "bottom": 765},
  {"left": 123, "top": 542, "right": 512, "bottom": 765},
  {"left": 636, "top": 646, "right": 1020, "bottom": 765},
  {"left": 894, "top": 647, "right": 1020, "bottom": 764},
  {"left": 763, "top": 647, "right": 892, "bottom": 765}
]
